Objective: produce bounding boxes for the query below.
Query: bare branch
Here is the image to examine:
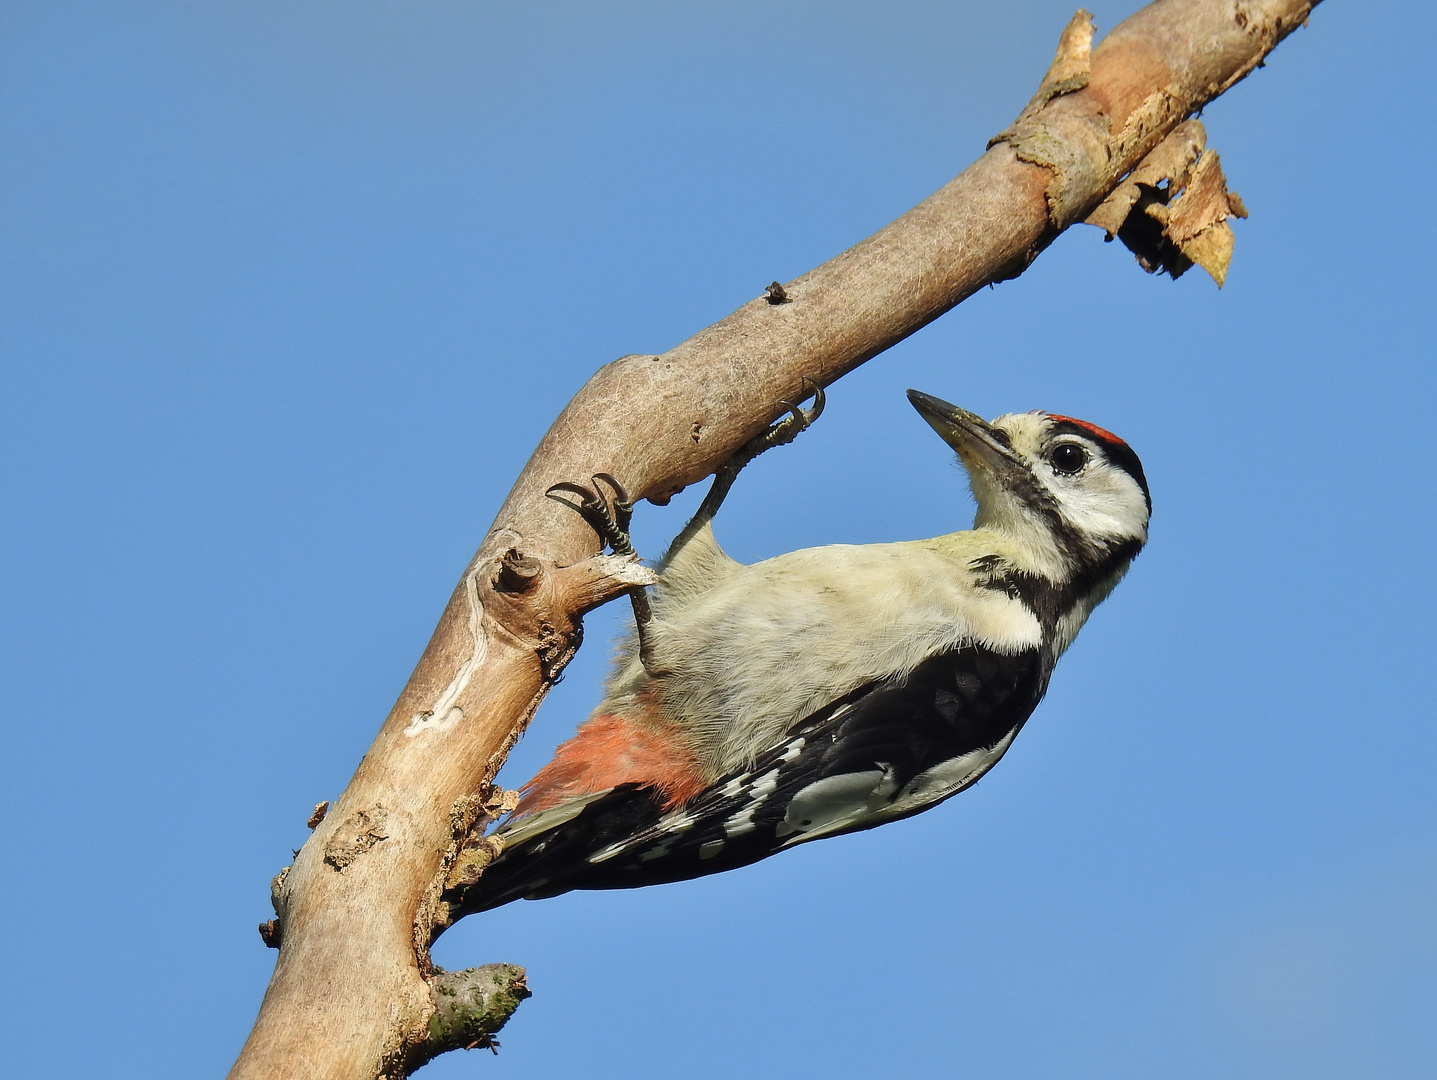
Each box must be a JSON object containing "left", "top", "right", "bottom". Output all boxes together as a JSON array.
[{"left": 229, "top": 3, "right": 1322, "bottom": 1077}]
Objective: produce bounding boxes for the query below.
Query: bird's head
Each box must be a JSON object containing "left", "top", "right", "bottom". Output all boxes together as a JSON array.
[{"left": 907, "top": 389, "right": 1150, "bottom": 575}]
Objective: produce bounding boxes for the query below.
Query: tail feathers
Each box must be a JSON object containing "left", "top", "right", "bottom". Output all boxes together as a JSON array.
[{"left": 457, "top": 784, "right": 673, "bottom": 913}]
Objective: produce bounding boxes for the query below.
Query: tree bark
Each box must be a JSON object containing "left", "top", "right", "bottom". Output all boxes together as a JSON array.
[{"left": 229, "top": 2, "right": 1322, "bottom": 1076}]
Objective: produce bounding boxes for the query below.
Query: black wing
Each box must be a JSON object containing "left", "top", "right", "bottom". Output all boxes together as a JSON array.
[{"left": 455, "top": 642, "right": 1048, "bottom": 914}]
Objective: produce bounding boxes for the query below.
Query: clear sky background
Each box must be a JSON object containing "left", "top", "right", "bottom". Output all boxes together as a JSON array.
[{"left": 2, "top": 2, "right": 1434, "bottom": 1077}]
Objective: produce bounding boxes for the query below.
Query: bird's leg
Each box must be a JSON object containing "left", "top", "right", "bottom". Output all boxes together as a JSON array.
[
  {"left": 544, "top": 382, "right": 823, "bottom": 674},
  {"left": 666, "top": 381, "right": 825, "bottom": 561},
  {"left": 545, "top": 473, "right": 666, "bottom": 675}
]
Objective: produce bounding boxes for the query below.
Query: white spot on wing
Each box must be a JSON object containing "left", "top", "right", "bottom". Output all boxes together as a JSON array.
[
  {"left": 658, "top": 809, "right": 695, "bottom": 833},
  {"left": 775, "top": 769, "right": 884, "bottom": 841},
  {"left": 723, "top": 809, "right": 759, "bottom": 838},
  {"left": 638, "top": 837, "right": 681, "bottom": 862},
  {"left": 719, "top": 774, "right": 749, "bottom": 798},
  {"left": 748, "top": 768, "right": 779, "bottom": 800},
  {"left": 588, "top": 839, "right": 630, "bottom": 864},
  {"left": 722, "top": 768, "right": 781, "bottom": 838}
]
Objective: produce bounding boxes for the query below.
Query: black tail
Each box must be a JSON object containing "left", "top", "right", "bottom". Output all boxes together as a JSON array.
[{"left": 447, "top": 783, "right": 695, "bottom": 915}]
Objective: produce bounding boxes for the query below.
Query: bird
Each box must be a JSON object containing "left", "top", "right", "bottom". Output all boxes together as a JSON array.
[{"left": 450, "top": 387, "right": 1150, "bottom": 914}]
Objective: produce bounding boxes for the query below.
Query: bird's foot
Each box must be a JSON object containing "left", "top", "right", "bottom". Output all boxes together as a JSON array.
[
  {"left": 545, "top": 473, "right": 640, "bottom": 559},
  {"left": 546, "top": 473, "right": 668, "bottom": 675},
  {"left": 731, "top": 380, "right": 825, "bottom": 472}
]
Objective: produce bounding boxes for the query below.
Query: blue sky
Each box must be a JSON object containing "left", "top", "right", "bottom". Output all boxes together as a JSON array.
[{"left": 2, "top": 2, "right": 1434, "bottom": 1077}]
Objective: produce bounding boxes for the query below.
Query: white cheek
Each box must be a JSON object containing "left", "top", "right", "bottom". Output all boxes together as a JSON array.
[{"left": 1051, "top": 468, "right": 1148, "bottom": 542}]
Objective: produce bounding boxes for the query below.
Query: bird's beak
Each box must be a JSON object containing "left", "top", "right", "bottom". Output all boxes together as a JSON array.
[{"left": 906, "top": 390, "right": 1018, "bottom": 474}]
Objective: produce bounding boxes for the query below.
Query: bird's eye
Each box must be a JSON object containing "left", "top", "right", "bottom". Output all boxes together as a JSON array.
[{"left": 1049, "top": 443, "right": 1088, "bottom": 474}]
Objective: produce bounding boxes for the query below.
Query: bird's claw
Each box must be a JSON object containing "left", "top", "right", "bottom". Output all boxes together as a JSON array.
[
  {"left": 545, "top": 471, "right": 662, "bottom": 672},
  {"left": 737, "top": 380, "right": 825, "bottom": 465},
  {"left": 545, "top": 474, "right": 639, "bottom": 558},
  {"left": 590, "top": 473, "right": 635, "bottom": 534}
]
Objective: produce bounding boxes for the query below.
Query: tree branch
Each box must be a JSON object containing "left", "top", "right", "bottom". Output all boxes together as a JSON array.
[
  {"left": 406, "top": 965, "right": 532, "bottom": 1071},
  {"left": 228, "top": 2, "right": 1322, "bottom": 1077}
]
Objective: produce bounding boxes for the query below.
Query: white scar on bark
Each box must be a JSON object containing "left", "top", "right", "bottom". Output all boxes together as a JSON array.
[
  {"left": 405, "top": 561, "right": 489, "bottom": 738},
  {"left": 403, "top": 546, "right": 656, "bottom": 738}
]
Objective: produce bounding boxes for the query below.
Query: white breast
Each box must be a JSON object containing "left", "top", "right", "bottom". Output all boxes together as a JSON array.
[{"left": 603, "top": 539, "right": 1042, "bottom": 777}]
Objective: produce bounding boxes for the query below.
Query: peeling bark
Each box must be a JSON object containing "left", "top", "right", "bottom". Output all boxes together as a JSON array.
[
  {"left": 1086, "top": 120, "right": 1250, "bottom": 284},
  {"left": 323, "top": 807, "right": 390, "bottom": 872},
  {"left": 228, "top": 3, "right": 1323, "bottom": 1077}
]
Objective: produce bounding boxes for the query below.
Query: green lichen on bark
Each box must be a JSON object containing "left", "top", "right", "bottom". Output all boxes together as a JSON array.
[{"left": 413, "top": 964, "right": 531, "bottom": 1066}]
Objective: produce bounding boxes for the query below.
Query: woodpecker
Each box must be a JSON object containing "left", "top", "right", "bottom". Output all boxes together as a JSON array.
[{"left": 455, "top": 388, "right": 1150, "bottom": 913}]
